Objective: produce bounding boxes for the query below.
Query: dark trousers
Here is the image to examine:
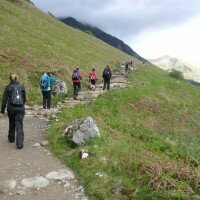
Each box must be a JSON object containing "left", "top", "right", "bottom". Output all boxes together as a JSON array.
[
  {"left": 103, "top": 78, "right": 110, "bottom": 90},
  {"left": 7, "top": 110, "right": 25, "bottom": 147},
  {"left": 73, "top": 82, "right": 81, "bottom": 95},
  {"left": 42, "top": 91, "right": 51, "bottom": 109}
]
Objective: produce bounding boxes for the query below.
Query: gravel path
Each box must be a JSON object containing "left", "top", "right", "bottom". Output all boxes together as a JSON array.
[
  {"left": 0, "top": 64, "right": 130, "bottom": 200},
  {"left": 0, "top": 117, "right": 86, "bottom": 200}
]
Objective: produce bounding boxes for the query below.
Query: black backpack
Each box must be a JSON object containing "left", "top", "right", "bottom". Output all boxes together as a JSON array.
[
  {"left": 10, "top": 85, "right": 24, "bottom": 106},
  {"left": 103, "top": 69, "right": 111, "bottom": 78}
]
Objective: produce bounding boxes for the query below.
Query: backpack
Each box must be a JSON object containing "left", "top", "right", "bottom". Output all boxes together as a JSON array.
[
  {"left": 40, "top": 78, "right": 49, "bottom": 89},
  {"left": 72, "top": 71, "right": 79, "bottom": 80},
  {"left": 89, "top": 72, "right": 96, "bottom": 80},
  {"left": 103, "top": 69, "right": 110, "bottom": 78},
  {"left": 10, "top": 85, "right": 24, "bottom": 106}
]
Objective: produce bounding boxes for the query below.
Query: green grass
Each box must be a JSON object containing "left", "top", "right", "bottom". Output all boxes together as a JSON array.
[
  {"left": 0, "top": 0, "right": 136, "bottom": 104},
  {"left": 1, "top": 1, "right": 200, "bottom": 199},
  {"left": 46, "top": 64, "right": 200, "bottom": 199}
]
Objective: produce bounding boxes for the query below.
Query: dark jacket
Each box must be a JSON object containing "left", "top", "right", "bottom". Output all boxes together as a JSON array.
[
  {"left": 1, "top": 81, "right": 26, "bottom": 113},
  {"left": 102, "top": 67, "right": 112, "bottom": 80}
]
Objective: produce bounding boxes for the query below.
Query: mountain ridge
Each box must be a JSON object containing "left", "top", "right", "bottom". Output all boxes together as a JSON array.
[{"left": 59, "top": 17, "right": 147, "bottom": 63}]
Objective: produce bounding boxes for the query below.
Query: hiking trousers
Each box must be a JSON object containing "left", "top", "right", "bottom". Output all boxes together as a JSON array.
[
  {"left": 42, "top": 91, "right": 51, "bottom": 109},
  {"left": 103, "top": 78, "right": 110, "bottom": 90},
  {"left": 7, "top": 110, "right": 25, "bottom": 148},
  {"left": 73, "top": 82, "right": 81, "bottom": 95}
]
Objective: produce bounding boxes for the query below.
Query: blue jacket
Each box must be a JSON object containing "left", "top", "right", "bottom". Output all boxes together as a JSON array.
[{"left": 40, "top": 73, "right": 56, "bottom": 92}]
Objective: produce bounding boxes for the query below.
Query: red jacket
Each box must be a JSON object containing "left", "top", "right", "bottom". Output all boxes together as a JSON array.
[{"left": 89, "top": 71, "right": 98, "bottom": 80}]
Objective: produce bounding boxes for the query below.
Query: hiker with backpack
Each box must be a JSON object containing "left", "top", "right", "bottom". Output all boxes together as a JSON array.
[
  {"left": 89, "top": 68, "right": 98, "bottom": 91},
  {"left": 72, "top": 68, "right": 82, "bottom": 98},
  {"left": 40, "top": 72, "right": 56, "bottom": 109},
  {"left": 0, "top": 74, "right": 26, "bottom": 149},
  {"left": 102, "top": 65, "right": 112, "bottom": 90}
]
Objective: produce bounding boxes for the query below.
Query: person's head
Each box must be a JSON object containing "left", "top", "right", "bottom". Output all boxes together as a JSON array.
[
  {"left": 10, "top": 73, "right": 19, "bottom": 82},
  {"left": 46, "top": 72, "right": 53, "bottom": 77},
  {"left": 106, "top": 65, "right": 109, "bottom": 69},
  {"left": 92, "top": 68, "right": 95, "bottom": 72},
  {"left": 76, "top": 67, "right": 79, "bottom": 71}
]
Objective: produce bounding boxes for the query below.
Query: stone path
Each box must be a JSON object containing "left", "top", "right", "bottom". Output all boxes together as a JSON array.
[{"left": 0, "top": 64, "right": 129, "bottom": 200}]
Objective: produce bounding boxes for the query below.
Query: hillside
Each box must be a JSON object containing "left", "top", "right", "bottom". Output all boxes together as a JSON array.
[
  {"left": 149, "top": 55, "right": 200, "bottom": 83},
  {"left": 0, "top": 0, "right": 136, "bottom": 103},
  {"left": 60, "top": 17, "right": 147, "bottom": 63},
  {"left": 47, "top": 64, "right": 200, "bottom": 199}
]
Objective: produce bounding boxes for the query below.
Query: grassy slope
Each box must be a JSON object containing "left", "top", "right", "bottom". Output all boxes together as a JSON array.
[
  {"left": 0, "top": 0, "right": 135, "bottom": 103},
  {"left": 47, "top": 64, "right": 200, "bottom": 199}
]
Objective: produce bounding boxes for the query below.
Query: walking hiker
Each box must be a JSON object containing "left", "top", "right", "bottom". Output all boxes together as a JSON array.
[
  {"left": 125, "top": 62, "right": 129, "bottom": 73},
  {"left": 0, "top": 74, "right": 26, "bottom": 149},
  {"left": 89, "top": 68, "right": 98, "bottom": 91},
  {"left": 40, "top": 72, "right": 56, "bottom": 109},
  {"left": 72, "top": 68, "right": 82, "bottom": 99},
  {"left": 102, "top": 65, "right": 112, "bottom": 90}
]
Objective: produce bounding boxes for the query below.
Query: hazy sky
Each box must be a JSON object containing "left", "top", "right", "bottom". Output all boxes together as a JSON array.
[{"left": 32, "top": 0, "right": 200, "bottom": 65}]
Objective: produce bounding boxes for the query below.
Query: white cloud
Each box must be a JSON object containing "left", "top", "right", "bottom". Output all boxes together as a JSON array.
[
  {"left": 32, "top": 0, "right": 200, "bottom": 64},
  {"left": 132, "top": 17, "right": 200, "bottom": 65}
]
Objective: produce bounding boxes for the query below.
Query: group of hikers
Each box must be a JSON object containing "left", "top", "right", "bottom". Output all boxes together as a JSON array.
[
  {"left": 0, "top": 65, "right": 114, "bottom": 149},
  {"left": 40, "top": 65, "right": 113, "bottom": 107},
  {"left": 71, "top": 65, "right": 112, "bottom": 96}
]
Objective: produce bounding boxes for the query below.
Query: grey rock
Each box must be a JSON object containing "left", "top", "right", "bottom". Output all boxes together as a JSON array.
[
  {"left": 21, "top": 176, "right": 49, "bottom": 188},
  {"left": 64, "top": 116, "right": 100, "bottom": 145},
  {"left": 40, "top": 141, "right": 49, "bottom": 146},
  {"left": 45, "top": 170, "right": 75, "bottom": 181},
  {"left": 95, "top": 173, "right": 106, "bottom": 177},
  {"left": 16, "top": 190, "right": 26, "bottom": 196},
  {"left": 33, "top": 143, "right": 41, "bottom": 147},
  {"left": 63, "top": 181, "right": 71, "bottom": 188}
]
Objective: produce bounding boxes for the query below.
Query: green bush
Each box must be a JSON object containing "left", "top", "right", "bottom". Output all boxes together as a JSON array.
[{"left": 169, "top": 69, "right": 184, "bottom": 80}]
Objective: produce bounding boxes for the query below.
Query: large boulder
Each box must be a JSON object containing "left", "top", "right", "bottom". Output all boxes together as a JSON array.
[
  {"left": 52, "top": 80, "right": 68, "bottom": 94},
  {"left": 64, "top": 116, "right": 100, "bottom": 145}
]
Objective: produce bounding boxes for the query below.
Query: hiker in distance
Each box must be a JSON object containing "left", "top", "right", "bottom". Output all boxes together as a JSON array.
[
  {"left": 102, "top": 65, "right": 112, "bottom": 90},
  {"left": 72, "top": 67, "right": 82, "bottom": 99},
  {"left": 89, "top": 68, "right": 98, "bottom": 91},
  {"left": 40, "top": 72, "right": 56, "bottom": 109},
  {"left": 0, "top": 74, "right": 26, "bottom": 149},
  {"left": 125, "top": 61, "right": 129, "bottom": 73}
]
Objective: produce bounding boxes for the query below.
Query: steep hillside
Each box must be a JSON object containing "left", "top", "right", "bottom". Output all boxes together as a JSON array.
[
  {"left": 0, "top": 0, "right": 136, "bottom": 103},
  {"left": 149, "top": 55, "right": 200, "bottom": 82},
  {"left": 60, "top": 17, "right": 147, "bottom": 63},
  {"left": 47, "top": 64, "right": 200, "bottom": 199}
]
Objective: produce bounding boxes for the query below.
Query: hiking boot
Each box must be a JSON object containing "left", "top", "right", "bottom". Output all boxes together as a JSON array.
[
  {"left": 17, "top": 145, "right": 23, "bottom": 149},
  {"left": 8, "top": 135, "right": 15, "bottom": 143}
]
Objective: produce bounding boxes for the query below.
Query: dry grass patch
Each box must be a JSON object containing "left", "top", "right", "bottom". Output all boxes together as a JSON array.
[{"left": 131, "top": 97, "right": 160, "bottom": 115}]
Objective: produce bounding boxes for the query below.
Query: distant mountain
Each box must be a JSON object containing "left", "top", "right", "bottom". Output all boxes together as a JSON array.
[
  {"left": 59, "top": 17, "right": 146, "bottom": 63},
  {"left": 149, "top": 55, "right": 200, "bottom": 82}
]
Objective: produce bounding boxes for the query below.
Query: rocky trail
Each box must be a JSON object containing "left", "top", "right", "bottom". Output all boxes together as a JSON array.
[{"left": 0, "top": 65, "right": 130, "bottom": 200}]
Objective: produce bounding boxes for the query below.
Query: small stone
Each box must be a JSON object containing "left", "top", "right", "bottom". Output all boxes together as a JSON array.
[
  {"left": 63, "top": 181, "right": 70, "bottom": 188},
  {"left": 95, "top": 172, "right": 106, "bottom": 177},
  {"left": 16, "top": 190, "right": 25, "bottom": 196},
  {"left": 40, "top": 141, "right": 49, "bottom": 146},
  {"left": 33, "top": 143, "right": 41, "bottom": 147}
]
